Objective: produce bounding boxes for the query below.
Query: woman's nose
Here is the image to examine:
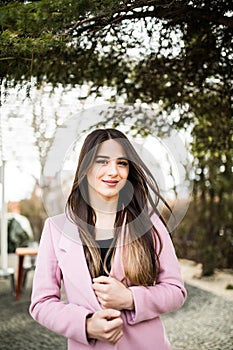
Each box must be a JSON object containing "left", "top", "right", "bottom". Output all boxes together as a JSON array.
[{"left": 107, "top": 160, "right": 118, "bottom": 175}]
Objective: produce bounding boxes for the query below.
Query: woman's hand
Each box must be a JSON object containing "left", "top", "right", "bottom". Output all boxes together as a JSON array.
[
  {"left": 93, "top": 276, "right": 134, "bottom": 311},
  {"left": 86, "top": 309, "right": 123, "bottom": 344}
]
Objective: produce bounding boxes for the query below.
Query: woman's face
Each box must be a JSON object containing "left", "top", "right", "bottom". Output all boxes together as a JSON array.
[{"left": 87, "top": 139, "right": 129, "bottom": 202}]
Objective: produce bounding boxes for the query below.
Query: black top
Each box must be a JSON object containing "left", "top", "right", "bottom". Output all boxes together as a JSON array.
[{"left": 96, "top": 237, "right": 114, "bottom": 276}]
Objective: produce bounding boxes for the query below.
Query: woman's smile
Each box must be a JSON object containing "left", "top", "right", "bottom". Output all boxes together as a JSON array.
[{"left": 102, "top": 179, "right": 119, "bottom": 187}]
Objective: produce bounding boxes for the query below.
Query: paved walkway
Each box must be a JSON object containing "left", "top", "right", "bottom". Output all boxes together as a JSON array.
[{"left": 0, "top": 256, "right": 232, "bottom": 350}]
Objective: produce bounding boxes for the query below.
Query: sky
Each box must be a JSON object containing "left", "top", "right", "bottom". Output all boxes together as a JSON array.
[{"left": 0, "top": 160, "right": 37, "bottom": 202}]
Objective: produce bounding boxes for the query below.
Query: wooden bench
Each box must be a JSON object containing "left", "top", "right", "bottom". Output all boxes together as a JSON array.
[{"left": 15, "top": 247, "right": 38, "bottom": 300}]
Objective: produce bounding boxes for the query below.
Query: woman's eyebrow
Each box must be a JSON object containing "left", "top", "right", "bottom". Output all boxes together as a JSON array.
[
  {"left": 96, "top": 155, "right": 128, "bottom": 160},
  {"left": 96, "top": 155, "right": 109, "bottom": 159}
]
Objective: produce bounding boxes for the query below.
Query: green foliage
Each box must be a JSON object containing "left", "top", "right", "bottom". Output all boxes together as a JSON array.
[
  {"left": 175, "top": 194, "right": 233, "bottom": 276},
  {"left": 226, "top": 284, "right": 233, "bottom": 290},
  {"left": 1, "top": 0, "right": 232, "bottom": 96}
]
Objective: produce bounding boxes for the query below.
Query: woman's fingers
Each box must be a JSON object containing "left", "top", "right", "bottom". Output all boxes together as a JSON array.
[
  {"left": 93, "top": 276, "right": 134, "bottom": 310},
  {"left": 93, "top": 276, "right": 110, "bottom": 284},
  {"left": 101, "top": 316, "right": 123, "bottom": 344},
  {"left": 100, "top": 308, "right": 121, "bottom": 320},
  {"left": 86, "top": 309, "right": 123, "bottom": 344}
]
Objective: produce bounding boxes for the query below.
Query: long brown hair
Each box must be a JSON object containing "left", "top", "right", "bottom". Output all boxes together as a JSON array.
[{"left": 66, "top": 128, "right": 171, "bottom": 286}]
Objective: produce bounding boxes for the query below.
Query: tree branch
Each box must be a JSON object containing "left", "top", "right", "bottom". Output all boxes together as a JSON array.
[
  {"left": 60, "top": 1, "right": 233, "bottom": 38},
  {"left": 0, "top": 57, "right": 32, "bottom": 61}
]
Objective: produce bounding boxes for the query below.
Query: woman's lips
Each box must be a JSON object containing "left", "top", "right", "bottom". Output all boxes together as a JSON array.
[{"left": 102, "top": 180, "right": 119, "bottom": 187}]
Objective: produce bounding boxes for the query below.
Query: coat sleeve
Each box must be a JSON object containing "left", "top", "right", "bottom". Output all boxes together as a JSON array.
[
  {"left": 125, "top": 213, "right": 187, "bottom": 325},
  {"left": 29, "top": 218, "right": 92, "bottom": 345}
]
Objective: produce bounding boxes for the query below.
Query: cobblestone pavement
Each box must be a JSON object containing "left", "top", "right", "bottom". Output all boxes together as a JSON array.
[
  {"left": 0, "top": 271, "right": 233, "bottom": 350},
  {"left": 162, "top": 285, "right": 233, "bottom": 350}
]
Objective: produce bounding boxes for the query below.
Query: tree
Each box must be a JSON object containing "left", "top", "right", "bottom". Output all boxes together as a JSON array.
[
  {"left": 1, "top": 0, "right": 232, "bottom": 274},
  {"left": 1, "top": 1, "right": 232, "bottom": 98},
  {"left": 19, "top": 185, "right": 47, "bottom": 242}
]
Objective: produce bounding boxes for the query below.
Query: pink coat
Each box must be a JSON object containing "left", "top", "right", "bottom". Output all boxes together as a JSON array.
[{"left": 29, "top": 213, "right": 187, "bottom": 350}]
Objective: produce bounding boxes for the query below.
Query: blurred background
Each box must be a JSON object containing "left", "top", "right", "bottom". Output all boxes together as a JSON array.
[{"left": 0, "top": 1, "right": 232, "bottom": 349}]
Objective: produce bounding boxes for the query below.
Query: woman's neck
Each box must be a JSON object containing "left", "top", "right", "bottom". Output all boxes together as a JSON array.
[
  {"left": 88, "top": 189, "right": 119, "bottom": 240},
  {"left": 88, "top": 189, "right": 118, "bottom": 214},
  {"left": 94, "top": 211, "right": 116, "bottom": 240}
]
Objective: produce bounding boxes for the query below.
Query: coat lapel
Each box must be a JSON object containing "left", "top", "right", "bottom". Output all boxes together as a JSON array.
[
  {"left": 57, "top": 217, "right": 101, "bottom": 310},
  {"left": 56, "top": 214, "right": 128, "bottom": 309}
]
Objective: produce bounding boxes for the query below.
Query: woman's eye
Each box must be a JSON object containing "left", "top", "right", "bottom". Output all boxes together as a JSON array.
[
  {"left": 95, "top": 158, "right": 128, "bottom": 166},
  {"left": 118, "top": 161, "right": 128, "bottom": 167},
  {"left": 96, "top": 159, "right": 108, "bottom": 165}
]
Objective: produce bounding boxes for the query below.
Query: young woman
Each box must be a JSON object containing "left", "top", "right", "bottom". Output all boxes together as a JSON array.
[{"left": 29, "top": 128, "right": 187, "bottom": 349}]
